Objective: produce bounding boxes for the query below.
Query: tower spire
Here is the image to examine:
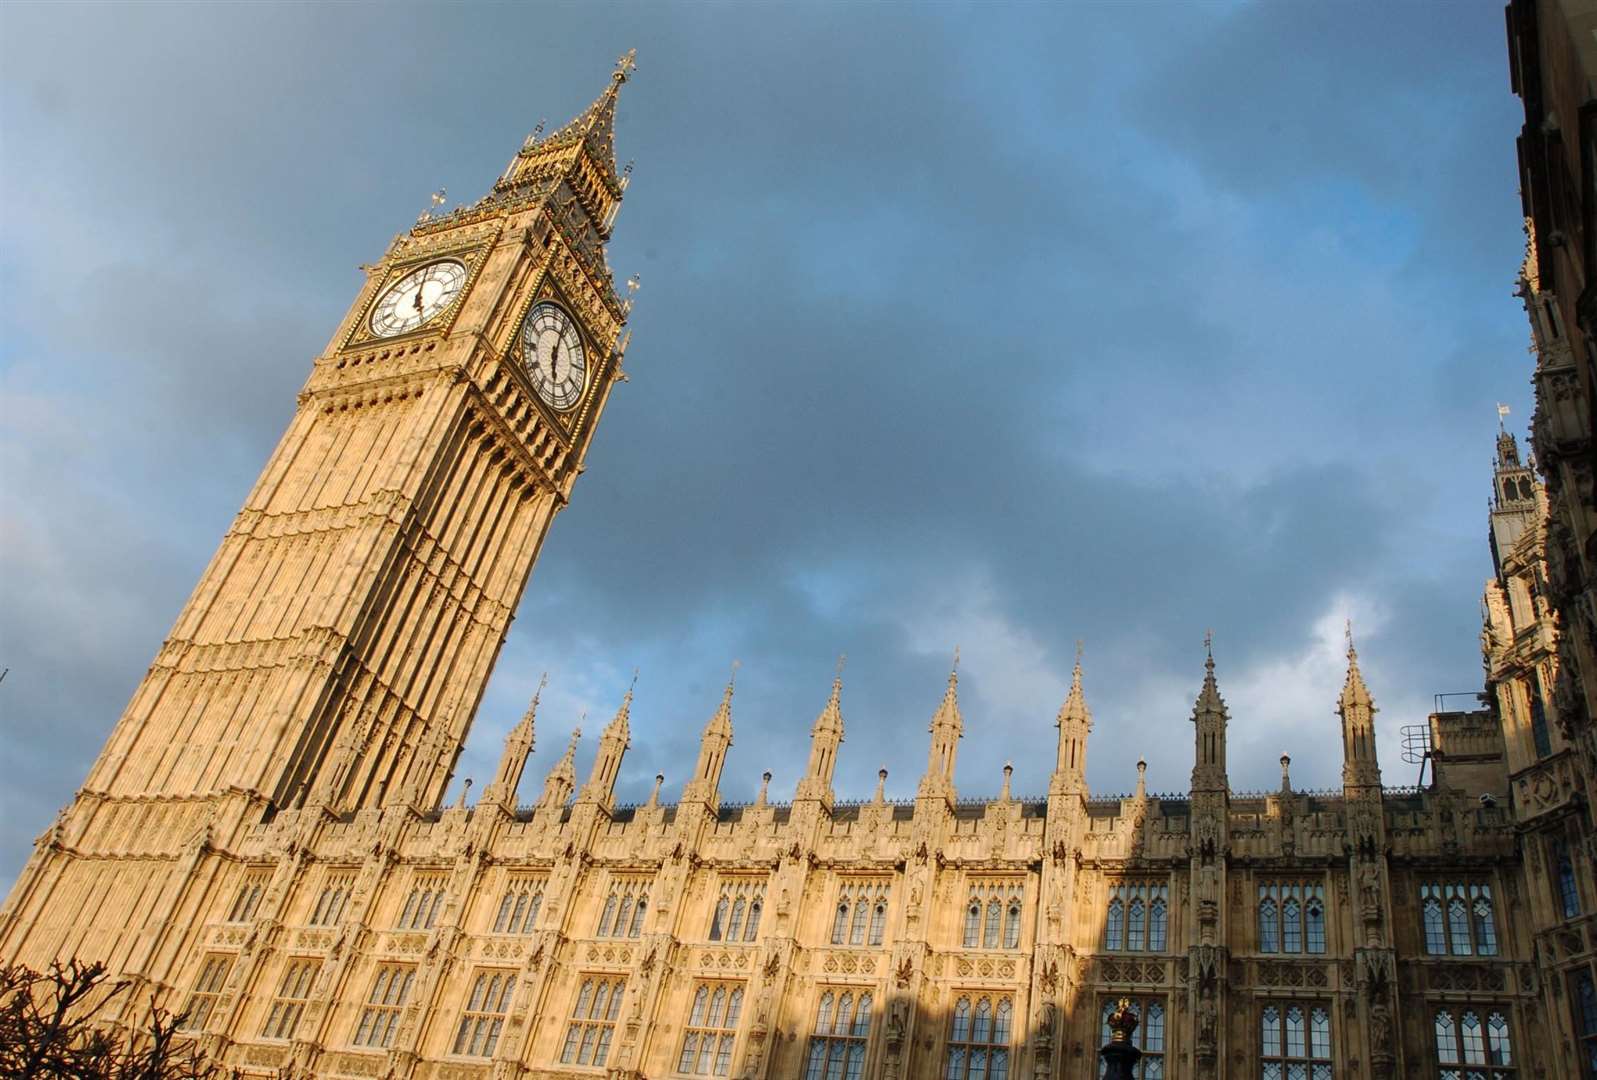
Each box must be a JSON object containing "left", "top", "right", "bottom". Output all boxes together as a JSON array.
[
  {"left": 1051, "top": 641, "right": 1092, "bottom": 796},
  {"left": 1339, "top": 624, "right": 1382, "bottom": 790},
  {"left": 796, "top": 656, "right": 846, "bottom": 805},
  {"left": 682, "top": 665, "right": 736, "bottom": 811},
  {"left": 1190, "top": 634, "right": 1230, "bottom": 793},
  {"left": 501, "top": 50, "right": 635, "bottom": 194},
  {"left": 579, "top": 677, "right": 635, "bottom": 812},
  {"left": 918, "top": 651, "right": 963, "bottom": 802},
  {"left": 484, "top": 675, "right": 544, "bottom": 809},
  {"left": 538, "top": 725, "right": 581, "bottom": 810}
]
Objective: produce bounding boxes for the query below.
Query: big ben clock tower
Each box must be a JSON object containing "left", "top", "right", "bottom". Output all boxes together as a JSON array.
[{"left": 2, "top": 54, "right": 640, "bottom": 966}]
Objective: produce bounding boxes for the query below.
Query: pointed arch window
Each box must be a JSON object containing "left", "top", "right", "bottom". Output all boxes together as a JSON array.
[
  {"left": 1097, "top": 997, "right": 1163, "bottom": 1079},
  {"left": 945, "top": 994, "right": 1012, "bottom": 1079},
  {"left": 598, "top": 879, "right": 649, "bottom": 939},
  {"left": 1260, "top": 1002, "right": 1332, "bottom": 1079},
  {"left": 803, "top": 989, "right": 872, "bottom": 1080},
  {"left": 1434, "top": 1006, "right": 1514, "bottom": 1079},
  {"left": 710, "top": 898, "right": 729, "bottom": 942},
  {"left": 1257, "top": 882, "right": 1326, "bottom": 955},
  {"left": 1305, "top": 896, "right": 1325, "bottom": 953},
  {"left": 262, "top": 959, "right": 319, "bottom": 1041},
  {"left": 1147, "top": 897, "right": 1167, "bottom": 952},
  {"left": 1448, "top": 897, "right": 1472, "bottom": 955},
  {"left": 1127, "top": 898, "right": 1146, "bottom": 951},
  {"left": 1259, "top": 898, "right": 1280, "bottom": 953},
  {"left": 728, "top": 898, "right": 746, "bottom": 941},
  {"left": 493, "top": 875, "right": 545, "bottom": 935},
  {"left": 1003, "top": 901, "right": 1022, "bottom": 949},
  {"left": 1282, "top": 898, "right": 1302, "bottom": 953},
  {"left": 353, "top": 964, "right": 414, "bottom": 1049},
  {"left": 453, "top": 969, "right": 516, "bottom": 1057},
  {"left": 964, "top": 902, "right": 982, "bottom": 948},
  {"left": 834, "top": 881, "right": 890, "bottom": 949},
  {"left": 984, "top": 900, "right": 1002, "bottom": 949},
  {"left": 1106, "top": 882, "right": 1167, "bottom": 953},
  {"left": 1529, "top": 689, "right": 1552, "bottom": 759},
  {"left": 1105, "top": 899, "right": 1125, "bottom": 951},
  {"left": 745, "top": 900, "right": 762, "bottom": 941},
  {"left": 848, "top": 900, "right": 868, "bottom": 946},
  {"left": 678, "top": 981, "right": 744, "bottom": 1076},
  {"left": 1553, "top": 838, "right": 1581, "bottom": 919},
  {"left": 1421, "top": 883, "right": 1497, "bottom": 955},
  {"left": 558, "top": 975, "right": 624, "bottom": 1068},
  {"left": 398, "top": 873, "right": 446, "bottom": 931}
]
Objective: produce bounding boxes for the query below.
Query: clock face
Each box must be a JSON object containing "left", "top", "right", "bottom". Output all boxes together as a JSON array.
[
  {"left": 369, "top": 259, "right": 467, "bottom": 338},
  {"left": 522, "top": 302, "right": 587, "bottom": 411}
]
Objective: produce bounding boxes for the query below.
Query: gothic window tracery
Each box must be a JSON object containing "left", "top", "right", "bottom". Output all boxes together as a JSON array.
[
  {"left": 1260, "top": 1002, "right": 1332, "bottom": 1080},
  {"left": 309, "top": 870, "right": 355, "bottom": 927},
  {"left": 1257, "top": 882, "right": 1326, "bottom": 955},
  {"left": 1421, "top": 883, "right": 1497, "bottom": 956},
  {"left": 830, "top": 882, "right": 889, "bottom": 947},
  {"left": 1552, "top": 838, "right": 1582, "bottom": 919},
  {"left": 177, "top": 955, "right": 232, "bottom": 1032},
  {"left": 946, "top": 994, "right": 1012, "bottom": 1079},
  {"left": 493, "top": 874, "right": 546, "bottom": 934},
  {"left": 354, "top": 964, "right": 415, "bottom": 1049},
  {"left": 803, "top": 989, "right": 872, "bottom": 1080},
  {"left": 1097, "top": 997, "right": 1164, "bottom": 1079},
  {"left": 1434, "top": 1007, "right": 1514, "bottom": 1079},
  {"left": 398, "top": 872, "right": 448, "bottom": 931},
  {"left": 707, "top": 880, "right": 764, "bottom": 942},
  {"left": 1106, "top": 882, "right": 1167, "bottom": 953},
  {"left": 261, "top": 958, "right": 319, "bottom": 1041},
  {"left": 454, "top": 969, "right": 516, "bottom": 1057},
  {"left": 560, "top": 976, "right": 625, "bottom": 1068},
  {"left": 597, "top": 878, "right": 650, "bottom": 938},
  {"left": 677, "top": 982, "right": 744, "bottom": 1076},
  {"left": 226, "top": 868, "right": 270, "bottom": 923}
]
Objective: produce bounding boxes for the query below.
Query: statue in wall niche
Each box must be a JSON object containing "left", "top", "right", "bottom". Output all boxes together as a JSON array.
[
  {"left": 1032, "top": 1003, "right": 1055, "bottom": 1079},
  {"left": 1358, "top": 861, "right": 1383, "bottom": 923},
  {"left": 1368, "top": 998, "right": 1394, "bottom": 1063},
  {"left": 1196, "top": 994, "right": 1218, "bottom": 1051}
]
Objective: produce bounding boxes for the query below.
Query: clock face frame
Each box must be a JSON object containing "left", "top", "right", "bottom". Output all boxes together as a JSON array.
[
  {"left": 368, "top": 259, "right": 468, "bottom": 338},
  {"left": 521, "top": 301, "right": 587, "bottom": 412}
]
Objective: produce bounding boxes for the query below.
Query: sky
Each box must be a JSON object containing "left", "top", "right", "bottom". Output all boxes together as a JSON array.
[{"left": 0, "top": 1, "right": 1534, "bottom": 883}]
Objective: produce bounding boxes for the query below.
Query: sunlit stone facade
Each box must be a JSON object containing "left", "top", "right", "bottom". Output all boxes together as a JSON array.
[{"left": 0, "top": 56, "right": 1584, "bottom": 1080}]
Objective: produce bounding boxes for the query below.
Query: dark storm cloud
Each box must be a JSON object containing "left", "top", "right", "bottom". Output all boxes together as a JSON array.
[{"left": 0, "top": 1, "right": 1528, "bottom": 878}]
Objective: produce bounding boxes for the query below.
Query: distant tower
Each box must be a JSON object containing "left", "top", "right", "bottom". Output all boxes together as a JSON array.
[{"left": 1488, "top": 417, "right": 1540, "bottom": 581}]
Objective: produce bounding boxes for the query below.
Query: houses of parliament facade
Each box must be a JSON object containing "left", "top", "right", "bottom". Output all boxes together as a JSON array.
[{"left": 3, "top": 26, "right": 1595, "bottom": 1080}]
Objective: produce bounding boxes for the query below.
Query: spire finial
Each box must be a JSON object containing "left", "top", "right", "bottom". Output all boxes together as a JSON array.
[
  {"left": 1345, "top": 619, "right": 1356, "bottom": 661},
  {"left": 1000, "top": 761, "right": 1013, "bottom": 801},
  {"left": 874, "top": 767, "right": 888, "bottom": 804},
  {"left": 614, "top": 48, "right": 637, "bottom": 83},
  {"left": 1074, "top": 638, "right": 1084, "bottom": 672},
  {"left": 647, "top": 772, "right": 664, "bottom": 808},
  {"left": 1280, "top": 753, "right": 1292, "bottom": 791},
  {"left": 757, "top": 770, "right": 772, "bottom": 807},
  {"left": 1135, "top": 759, "right": 1147, "bottom": 799},
  {"left": 458, "top": 777, "right": 472, "bottom": 809},
  {"left": 1203, "top": 628, "right": 1214, "bottom": 664},
  {"left": 1497, "top": 401, "right": 1511, "bottom": 432}
]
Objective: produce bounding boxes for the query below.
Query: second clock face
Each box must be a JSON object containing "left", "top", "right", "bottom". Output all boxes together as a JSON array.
[
  {"left": 369, "top": 259, "right": 467, "bottom": 338},
  {"left": 522, "top": 302, "right": 587, "bottom": 411}
]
